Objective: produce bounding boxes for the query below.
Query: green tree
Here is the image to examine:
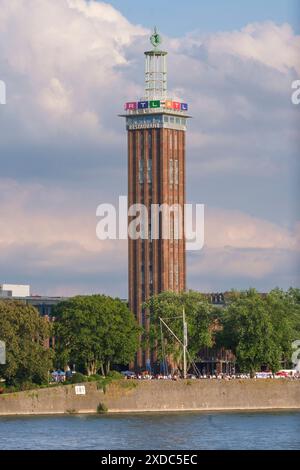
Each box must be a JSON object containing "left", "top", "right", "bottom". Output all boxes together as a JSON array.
[
  {"left": 216, "top": 289, "right": 282, "bottom": 375},
  {"left": 265, "top": 288, "right": 299, "bottom": 367},
  {"left": 287, "top": 288, "right": 300, "bottom": 339},
  {"left": 0, "top": 300, "right": 53, "bottom": 385},
  {"left": 53, "top": 295, "right": 140, "bottom": 376},
  {"left": 144, "top": 290, "right": 214, "bottom": 372}
]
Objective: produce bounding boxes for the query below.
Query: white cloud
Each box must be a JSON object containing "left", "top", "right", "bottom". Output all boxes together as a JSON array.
[
  {"left": 0, "top": 1, "right": 299, "bottom": 293},
  {"left": 207, "top": 22, "right": 300, "bottom": 75},
  {"left": 167, "top": 22, "right": 300, "bottom": 176},
  {"left": 0, "top": 0, "right": 146, "bottom": 144},
  {"left": 0, "top": 179, "right": 298, "bottom": 293},
  {"left": 205, "top": 208, "right": 300, "bottom": 252}
]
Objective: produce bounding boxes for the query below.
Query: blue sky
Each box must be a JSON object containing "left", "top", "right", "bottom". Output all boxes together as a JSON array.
[
  {"left": 0, "top": 0, "right": 299, "bottom": 296},
  {"left": 108, "top": 0, "right": 300, "bottom": 35}
]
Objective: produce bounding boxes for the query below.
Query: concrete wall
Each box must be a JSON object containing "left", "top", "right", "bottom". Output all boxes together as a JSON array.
[{"left": 0, "top": 380, "right": 299, "bottom": 415}]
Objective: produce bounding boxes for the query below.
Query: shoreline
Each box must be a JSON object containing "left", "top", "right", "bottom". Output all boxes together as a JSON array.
[
  {"left": 1, "top": 406, "right": 300, "bottom": 417},
  {"left": 1, "top": 380, "right": 299, "bottom": 416}
]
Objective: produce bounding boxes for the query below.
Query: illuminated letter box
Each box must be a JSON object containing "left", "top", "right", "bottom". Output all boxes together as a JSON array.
[
  {"left": 150, "top": 100, "right": 160, "bottom": 108},
  {"left": 125, "top": 102, "right": 137, "bottom": 110},
  {"left": 172, "top": 101, "right": 180, "bottom": 110},
  {"left": 181, "top": 103, "right": 188, "bottom": 111},
  {"left": 138, "top": 101, "right": 148, "bottom": 109},
  {"left": 165, "top": 100, "right": 173, "bottom": 109}
]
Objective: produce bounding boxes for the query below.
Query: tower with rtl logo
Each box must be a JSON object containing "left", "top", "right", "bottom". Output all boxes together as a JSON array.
[{"left": 120, "top": 28, "right": 190, "bottom": 369}]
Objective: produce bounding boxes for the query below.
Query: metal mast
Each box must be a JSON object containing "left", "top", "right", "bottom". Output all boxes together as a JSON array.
[
  {"left": 183, "top": 307, "right": 188, "bottom": 379},
  {"left": 159, "top": 308, "right": 188, "bottom": 379}
]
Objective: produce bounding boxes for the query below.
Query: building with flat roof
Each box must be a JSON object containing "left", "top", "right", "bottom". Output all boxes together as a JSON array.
[{"left": 0, "top": 284, "right": 30, "bottom": 298}]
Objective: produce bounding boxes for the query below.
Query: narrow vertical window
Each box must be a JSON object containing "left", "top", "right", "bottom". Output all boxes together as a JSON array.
[
  {"left": 148, "top": 159, "right": 152, "bottom": 183},
  {"left": 169, "top": 159, "right": 173, "bottom": 185},
  {"left": 170, "top": 213, "right": 174, "bottom": 242},
  {"left": 139, "top": 159, "right": 144, "bottom": 184},
  {"left": 139, "top": 131, "right": 144, "bottom": 184},
  {"left": 148, "top": 131, "right": 152, "bottom": 157},
  {"left": 174, "top": 160, "right": 178, "bottom": 185},
  {"left": 169, "top": 259, "right": 174, "bottom": 290},
  {"left": 169, "top": 131, "right": 173, "bottom": 151},
  {"left": 175, "top": 262, "right": 179, "bottom": 289}
]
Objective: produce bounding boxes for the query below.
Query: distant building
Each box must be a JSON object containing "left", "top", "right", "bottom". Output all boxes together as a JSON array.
[
  {"left": 0, "top": 286, "right": 68, "bottom": 350},
  {"left": 12, "top": 295, "right": 67, "bottom": 317},
  {"left": 0, "top": 283, "right": 67, "bottom": 317},
  {"left": 0, "top": 284, "right": 30, "bottom": 298}
]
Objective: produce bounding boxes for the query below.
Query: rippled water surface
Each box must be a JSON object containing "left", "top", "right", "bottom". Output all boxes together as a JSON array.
[{"left": 0, "top": 411, "right": 299, "bottom": 450}]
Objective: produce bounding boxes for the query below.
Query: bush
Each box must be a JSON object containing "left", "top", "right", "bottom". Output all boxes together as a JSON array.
[
  {"left": 12, "top": 381, "right": 44, "bottom": 392},
  {"left": 97, "top": 402, "right": 108, "bottom": 414},
  {"left": 107, "top": 370, "right": 123, "bottom": 380},
  {"left": 87, "top": 374, "right": 102, "bottom": 382},
  {"left": 70, "top": 372, "right": 87, "bottom": 384}
]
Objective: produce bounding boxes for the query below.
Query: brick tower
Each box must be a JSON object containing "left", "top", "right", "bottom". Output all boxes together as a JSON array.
[{"left": 120, "top": 28, "right": 190, "bottom": 369}]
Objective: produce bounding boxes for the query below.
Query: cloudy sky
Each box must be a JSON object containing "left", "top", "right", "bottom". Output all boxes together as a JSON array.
[{"left": 0, "top": 0, "right": 299, "bottom": 297}]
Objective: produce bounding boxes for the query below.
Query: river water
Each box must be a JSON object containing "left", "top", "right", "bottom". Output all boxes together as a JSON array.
[{"left": 0, "top": 411, "right": 299, "bottom": 450}]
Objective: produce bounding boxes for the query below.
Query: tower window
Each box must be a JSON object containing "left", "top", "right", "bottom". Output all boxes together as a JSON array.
[
  {"left": 156, "top": 129, "right": 160, "bottom": 158},
  {"left": 139, "top": 131, "right": 144, "bottom": 184},
  {"left": 169, "top": 262, "right": 174, "bottom": 289},
  {"left": 147, "top": 159, "right": 152, "bottom": 183},
  {"left": 140, "top": 131, "right": 144, "bottom": 155},
  {"left": 174, "top": 160, "right": 178, "bottom": 185},
  {"left": 175, "top": 262, "right": 179, "bottom": 288},
  {"left": 169, "top": 159, "right": 173, "bottom": 185},
  {"left": 170, "top": 213, "right": 174, "bottom": 241},
  {"left": 148, "top": 130, "right": 152, "bottom": 157},
  {"left": 139, "top": 159, "right": 144, "bottom": 184},
  {"left": 174, "top": 133, "right": 178, "bottom": 150}
]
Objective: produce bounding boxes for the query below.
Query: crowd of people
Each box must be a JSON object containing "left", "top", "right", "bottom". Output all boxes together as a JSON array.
[
  {"left": 50, "top": 369, "right": 72, "bottom": 382},
  {"left": 123, "top": 371, "right": 300, "bottom": 381},
  {"left": 49, "top": 368, "right": 300, "bottom": 382}
]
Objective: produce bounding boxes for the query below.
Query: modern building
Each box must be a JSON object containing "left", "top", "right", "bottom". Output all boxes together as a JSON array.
[
  {"left": 12, "top": 295, "right": 67, "bottom": 317},
  {"left": 0, "top": 283, "right": 66, "bottom": 316},
  {"left": 120, "top": 28, "right": 190, "bottom": 368},
  {"left": 0, "top": 284, "right": 30, "bottom": 298},
  {"left": 0, "top": 285, "right": 67, "bottom": 350}
]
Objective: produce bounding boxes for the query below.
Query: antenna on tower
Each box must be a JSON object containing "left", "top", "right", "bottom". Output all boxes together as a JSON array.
[{"left": 144, "top": 27, "right": 167, "bottom": 100}]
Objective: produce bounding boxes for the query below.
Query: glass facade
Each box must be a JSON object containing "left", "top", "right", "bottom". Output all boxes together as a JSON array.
[{"left": 127, "top": 114, "right": 187, "bottom": 131}]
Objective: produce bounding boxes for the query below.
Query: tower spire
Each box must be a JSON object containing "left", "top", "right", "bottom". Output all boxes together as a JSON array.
[{"left": 145, "top": 27, "right": 167, "bottom": 100}]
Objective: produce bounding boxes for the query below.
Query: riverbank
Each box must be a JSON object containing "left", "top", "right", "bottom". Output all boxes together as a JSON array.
[{"left": 0, "top": 379, "right": 299, "bottom": 416}]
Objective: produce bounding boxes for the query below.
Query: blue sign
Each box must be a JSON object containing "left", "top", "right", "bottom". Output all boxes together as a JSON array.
[
  {"left": 181, "top": 103, "right": 188, "bottom": 111},
  {"left": 138, "top": 101, "right": 149, "bottom": 109}
]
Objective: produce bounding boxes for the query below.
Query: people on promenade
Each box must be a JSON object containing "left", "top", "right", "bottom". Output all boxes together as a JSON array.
[{"left": 122, "top": 371, "right": 300, "bottom": 381}]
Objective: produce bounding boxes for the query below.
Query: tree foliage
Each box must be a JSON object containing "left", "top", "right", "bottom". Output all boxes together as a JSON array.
[
  {"left": 216, "top": 288, "right": 300, "bottom": 374},
  {"left": 53, "top": 295, "right": 140, "bottom": 375},
  {"left": 144, "top": 290, "right": 214, "bottom": 371},
  {"left": 0, "top": 300, "right": 53, "bottom": 385}
]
